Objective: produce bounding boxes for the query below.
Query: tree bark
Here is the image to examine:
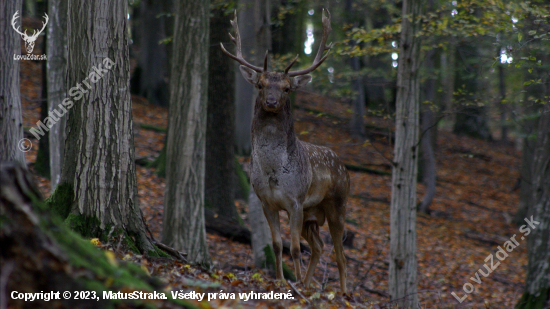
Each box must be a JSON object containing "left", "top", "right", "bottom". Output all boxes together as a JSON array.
[
  {"left": 389, "top": 0, "right": 421, "bottom": 306},
  {"left": 205, "top": 7, "right": 240, "bottom": 224},
  {"left": 57, "top": 0, "right": 159, "bottom": 255},
  {"left": 162, "top": 0, "right": 211, "bottom": 265},
  {"left": 234, "top": 0, "right": 271, "bottom": 155},
  {"left": 0, "top": 0, "right": 26, "bottom": 165},
  {"left": 47, "top": 0, "right": 68, "bottom": 190},
  {"left": 516, "top": 103, "right": 550, "bottom": 308}
]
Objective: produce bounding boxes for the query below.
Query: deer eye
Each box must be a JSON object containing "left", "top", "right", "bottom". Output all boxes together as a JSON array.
[
  {"left": 284, "top": 88, "right": 290, "bottom": 93},
  {"left": 258, "top": 84, "right": 263, "bottom": 90}
]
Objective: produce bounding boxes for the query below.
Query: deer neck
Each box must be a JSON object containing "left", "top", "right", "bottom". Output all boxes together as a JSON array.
[{"left": 251, "top": 97, "right": 298, "bottom": 154}]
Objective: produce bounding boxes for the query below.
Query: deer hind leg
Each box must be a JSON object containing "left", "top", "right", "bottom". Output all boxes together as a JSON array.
[
  {"left": 288, "top": 204, "right": 304, "bottom": 282},
  {"left": 262, "top": 206, "right": 284, "bottom": 281},
  {"left": 301, "top": 220, "right": 323, "bottom": 289},
  {"left": 326, "top": 200, "right": 347, "bottom": 294}
]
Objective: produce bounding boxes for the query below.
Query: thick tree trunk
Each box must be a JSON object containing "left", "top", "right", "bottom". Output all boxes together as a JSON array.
[
  {"left": 57, "top": 0, "right": 159, "bottom": 255},
  {"left": 516, "top": 103, "right": 550, "bottom": 308},
  {"left": 138, "top": 0, "right": 169, "bottom": 107},
  {"left": 389, "top": 0, "right": 421, "bottom": 306},
  {"left": 0, "top": 0, "right": 25, "bottom": 165},
  {"left": 162, "top": 0, "right": 211, "bottom": 265},
  {"left": 47, "top": 0, "right": 68, "bottom": 190},
  {"left": 234, "top": 0, "right": 271, "bottom": 155},
  {"left": 205, "top": 8, "right": 240, "bottom": 224}
]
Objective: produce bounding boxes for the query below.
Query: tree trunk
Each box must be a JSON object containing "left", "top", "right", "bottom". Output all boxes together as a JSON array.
[
  {"left": 452, "top": 41, "right": 492, "bottom": 140},
  {"left": 498, "top": 57, "right": 507, "bottom": 142},
  {"left": 234, "top": 0, "right": 271, "bottom": 155},
  {"left": 205, "top": 7, "right": 240, "bottom": 224},
  {"left": 516, "top": 103, "right": 550, "bottom": 308},
  {"left": 0, "top": 0, "right": 26, "bottom": 165},
  {"left": 55, "top": 0, "right": 160, "bottom": 256},
  {"left": 138, "top": 0, "right": 169, "bottom": 107},
  {"left": 514, "top": 52, "right": 549, "bottom": 225},
  {"left": 345, "top": 0, "right": 365, "bottom": 138},
  {"left": 249, "top": 190, "right": 273, "bottom": 268},
  {"left": 35, "top": 49, "right": 50, "bottom": 178},
  {"left": 162, "top": 0, "right": 211, "bottom": 265},
  {"left": 389, "top": 0, "right": 421, "bottom": 306},
  {"left": 47, "top": 0, "right": 68, "bottom": 190},
  {"left": 418, "top": 50, "right": 437, "bottom": 214}
]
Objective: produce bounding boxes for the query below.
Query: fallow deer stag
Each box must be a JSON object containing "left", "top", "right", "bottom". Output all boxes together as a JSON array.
[{"left": 221, "top": 9, "right": 350, "bottom": 294}]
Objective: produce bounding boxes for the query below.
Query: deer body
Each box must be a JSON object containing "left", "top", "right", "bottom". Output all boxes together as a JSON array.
[{"left": 222, "top": 10, "right": 349, "bottom": 294}]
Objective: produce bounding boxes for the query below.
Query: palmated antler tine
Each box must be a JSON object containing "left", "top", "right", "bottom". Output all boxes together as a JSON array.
[
  {"left": 220, "top": 11, "right": 264, "bottom": 72},
  {"left": 288, "top": 9, "right": 333, "bottom": 77},
  {"left": 284, "top": 54, "right": 299, "bottom": 74}
]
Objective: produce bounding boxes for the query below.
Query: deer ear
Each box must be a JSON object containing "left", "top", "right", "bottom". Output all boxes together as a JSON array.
[
  {"left": 239, "top": 66, "right": 260, "bottom": 85},
  {"left": 291, "top": 75, "right": 312, "bottom": 90}
]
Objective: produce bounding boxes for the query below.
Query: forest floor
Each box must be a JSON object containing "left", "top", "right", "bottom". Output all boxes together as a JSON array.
[{"left": 20, "top": 51, "right": 525, "bottom": 308}]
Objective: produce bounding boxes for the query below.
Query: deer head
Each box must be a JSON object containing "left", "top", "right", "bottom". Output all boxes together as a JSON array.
[
  {"left": 11, "top": 11, "right": 49, "bottom": 54},
  {"left": 221, "top": 9, "right": 333, "bottom": 113}
]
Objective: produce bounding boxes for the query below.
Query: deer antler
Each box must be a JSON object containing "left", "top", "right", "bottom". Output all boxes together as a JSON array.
[
  {"left": 220, "top": 11, "right": 264, "bottom": 73},
  {"left": 11, "top": 11, "right": 26, "bottom": 37},
  {"left": 28, "top": 13, "right": 49, "bottom": 39},
  {"left": 287, "top": 9, "right": 333, "bottom": 77}
]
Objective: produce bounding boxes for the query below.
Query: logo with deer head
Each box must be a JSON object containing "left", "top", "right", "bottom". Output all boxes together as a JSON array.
[{"left": 11, "top": 11, "right": 48, "bottom": 54}]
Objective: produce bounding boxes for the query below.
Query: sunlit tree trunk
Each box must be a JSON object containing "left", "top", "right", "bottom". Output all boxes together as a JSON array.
[
  {"left": 162, "top": 0, "right": 211, "bottom": 265},
  {"left": 47, "top": 0, "right": 68, "bottom": 190},
  {"left": 0, "top": 0, "right": 25, "bottom": 165},
  {"left": 389, "top": 0, "right": 421, "bottom": 306}
]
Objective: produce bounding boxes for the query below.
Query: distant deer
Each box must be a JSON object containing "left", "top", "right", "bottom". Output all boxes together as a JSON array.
[
  {"left": 221, "top": 9, "right": 350, "bottom": 294},
  {"left": 11, "top": 11, "right": 48, "bottom": 54}
]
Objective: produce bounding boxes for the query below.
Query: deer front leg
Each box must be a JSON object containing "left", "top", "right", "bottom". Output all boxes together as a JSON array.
[
  {"left": 289, "top": 203, "right": 304, "bottom": 283},
  {"left": 262, "top": 206, "right": 284, "bottom": 281}
]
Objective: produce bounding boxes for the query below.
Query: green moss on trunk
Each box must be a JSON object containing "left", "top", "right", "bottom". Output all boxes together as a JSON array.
[
  {"left": 148, "top": 142, "right": 166, "bottom": 177},
  {"left": 45, "top": 183, "right": 74, "bottom": 219},
  {"left": 234, "top": 157, "right": 250, "bottom": 201},
  {"left": 263, "top": 245, "right": 296, "bottom": 281},
  {"left": 516, "top": 288, "right": 549, "bottom": 309}
]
